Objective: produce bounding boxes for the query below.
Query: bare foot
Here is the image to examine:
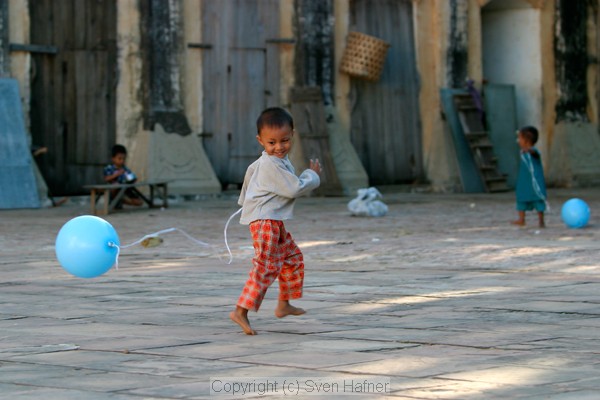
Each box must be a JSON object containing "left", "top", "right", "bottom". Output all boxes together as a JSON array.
[
  {"left": 52, "top": 197, "right": 69, "bottom": 207},
  {"left": 229, "top": 310, "right": 256, "bottom": 335},
  {"left": 123, "top": 197, "right": 143, "bottom": 206},
  {"left": 275, "top": 303, "right": 306, "bottom": 318},
  {"left": 510, "top": 220, "right": 525, "bottom": 226}
]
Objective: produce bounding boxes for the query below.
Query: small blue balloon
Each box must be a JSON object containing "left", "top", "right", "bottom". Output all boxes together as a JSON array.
[
  {"left": 561, "top": 198, "right": 590, "bottom": 229},
  {"left": 55, "top": 215, "right": 120, "bottom": 278}
]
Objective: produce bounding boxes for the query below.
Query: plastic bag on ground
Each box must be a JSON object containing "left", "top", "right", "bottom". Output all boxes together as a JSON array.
[{"left": 348, "top": 187, "right": 388, "bottom": 217}]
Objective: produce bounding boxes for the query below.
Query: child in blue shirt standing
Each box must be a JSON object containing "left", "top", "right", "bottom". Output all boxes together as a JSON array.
[
  {"left": 512, "top": 126, "right": 547, "bottom": 228},
  {"left": 230, "top": 107, "right": 321, "bottom": 335}
]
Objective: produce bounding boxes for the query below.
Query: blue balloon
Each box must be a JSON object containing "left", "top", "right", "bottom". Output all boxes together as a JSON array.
[
  {"left": 561, "top": 198, "right": 590, "bottom": 229},
  {"left": 55, "top": 216, "right": 120, "bottom": 278}
]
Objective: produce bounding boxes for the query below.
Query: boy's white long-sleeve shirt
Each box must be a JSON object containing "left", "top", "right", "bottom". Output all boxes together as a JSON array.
[{"left": 238, "top": 151, "right": 320, "bottom": 225}]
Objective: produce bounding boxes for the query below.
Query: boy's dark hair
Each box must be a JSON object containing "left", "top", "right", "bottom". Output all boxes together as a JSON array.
[
  {"left": 519, "top": 126, "right": 539, "bottom": 145},
  {"left": 256, "top": 107, "right": 294, "bottom": 135},
  {"left": 112, "top": 144, "right": 127, "bottom": 157}
]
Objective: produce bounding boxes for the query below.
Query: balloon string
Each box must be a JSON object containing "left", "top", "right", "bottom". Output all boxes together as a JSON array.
[
  {"left": 224, "top": 208, "right": 243, "bottom": 264},
  {"left": 108, "top": 242, "right": 120, "bottom": 270},
  {"left": 109, "top": 208, "right": 243, "bottom": 270},
  {"left": 120, "top": 228, "right": 182, "bottom": 249}
]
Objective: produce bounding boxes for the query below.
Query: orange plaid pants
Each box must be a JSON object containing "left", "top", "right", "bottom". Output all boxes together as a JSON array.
[{"left": 237, "top": 220, "right": 304, "bottom": 311}]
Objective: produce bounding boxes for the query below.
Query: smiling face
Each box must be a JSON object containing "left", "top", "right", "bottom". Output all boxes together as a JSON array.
[{"left": 256, "top": 124, "right": 294, "bottom": 158}]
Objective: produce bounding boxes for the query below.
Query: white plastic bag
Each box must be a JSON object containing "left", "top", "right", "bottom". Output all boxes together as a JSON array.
[{"left": 348, "top": 187, "right": 388, "bottom": 217}]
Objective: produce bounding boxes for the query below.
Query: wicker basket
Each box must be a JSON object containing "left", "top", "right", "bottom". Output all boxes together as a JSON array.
[{"left": 340, "top": 32, "right": 391, "bottom": 81}]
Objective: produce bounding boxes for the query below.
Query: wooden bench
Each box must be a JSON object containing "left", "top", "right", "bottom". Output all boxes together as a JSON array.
[{"left": 84, "top": 181, "right": 170, "bottom": 215}]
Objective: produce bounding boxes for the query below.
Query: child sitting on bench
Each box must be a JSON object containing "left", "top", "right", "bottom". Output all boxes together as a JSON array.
[{"left": 103, "top": 144, "right": 143, "bottom": 207}]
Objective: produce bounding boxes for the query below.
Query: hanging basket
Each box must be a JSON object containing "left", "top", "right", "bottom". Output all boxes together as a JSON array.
[{"left": 339, "top": 32, "right": 391, "bottom": 82}]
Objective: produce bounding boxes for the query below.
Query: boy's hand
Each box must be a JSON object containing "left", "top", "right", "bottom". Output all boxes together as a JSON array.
[{"left": 310, "top": 158, "right": 322, "bottom": 175}]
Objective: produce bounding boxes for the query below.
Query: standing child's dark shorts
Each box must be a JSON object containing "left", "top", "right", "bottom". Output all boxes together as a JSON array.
[{"left": 516, "top": 200, "right": 546, "bottom": 212}]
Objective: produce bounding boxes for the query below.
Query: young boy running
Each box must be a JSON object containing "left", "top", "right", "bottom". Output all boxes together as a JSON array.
[{"left": 230, "top": 107, "right": 321, "bottom": 335}]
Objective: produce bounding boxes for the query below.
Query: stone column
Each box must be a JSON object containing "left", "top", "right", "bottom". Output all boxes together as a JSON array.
[
  {"left": 0, "top": 0, "right": 8, "bottom": 77},
  {"left": 121, "top": 0, "right": 220, "bottom": 194}
]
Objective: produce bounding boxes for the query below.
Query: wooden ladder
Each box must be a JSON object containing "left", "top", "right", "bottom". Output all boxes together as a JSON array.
[{"left": 453, "top": 93, "right": 510, "bottom": 193}]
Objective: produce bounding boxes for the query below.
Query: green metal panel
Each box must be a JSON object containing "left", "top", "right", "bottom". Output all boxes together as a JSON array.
[{"left": 484, "top": 84, "right": 520, "bottom": 188}]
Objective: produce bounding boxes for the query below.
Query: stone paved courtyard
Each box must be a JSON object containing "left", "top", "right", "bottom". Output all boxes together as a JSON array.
[{"left": 1, "top": 187, "right": 599, "bottom": 399}]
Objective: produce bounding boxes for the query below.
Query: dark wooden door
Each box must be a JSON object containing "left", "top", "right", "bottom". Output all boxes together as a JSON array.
[
  {"left": 201, "top": 0, "right": 280, "bottom": 186},
  {"left": 30, "top": 0, "right": 117, "bottom": 195},
  {"left": 349, "top": 0, "right": 423, "bottom": 184}
]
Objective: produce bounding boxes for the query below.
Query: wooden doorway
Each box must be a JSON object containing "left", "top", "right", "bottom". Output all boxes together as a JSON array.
[
  {"left": 201, "top": 0, "right": 280, "bottom": 187},
  {"left": 349, "top": 0, "right": 423, "bottom": 185},
  {"left": 30, "top": 0, "right": 117, "bottom": 195}
]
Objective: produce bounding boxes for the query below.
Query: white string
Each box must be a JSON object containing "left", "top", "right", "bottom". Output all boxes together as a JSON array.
[
  {"left": 521, "top": 151, "right": 550, "bottom": 212},
  {"left": 224, "top": 208, "right": 243, "bottom": 264},
  {"left": 108, "top": 241, "right": 120, "bottom": 270},
  {"left": 120, "top": 228, "right": 182, "bottom": 249},
  {"left": 107, "top": 208, "right": 244, "bottom": 270}
]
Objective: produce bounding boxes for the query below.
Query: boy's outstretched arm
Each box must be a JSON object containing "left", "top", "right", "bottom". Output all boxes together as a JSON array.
[{"left": 263, "top": 161, "right": 320, "bottom": 198}]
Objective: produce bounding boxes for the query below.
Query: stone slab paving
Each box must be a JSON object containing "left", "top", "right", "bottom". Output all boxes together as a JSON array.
[{"left": 1, "top": 188, "right": 599, "bottom": 399}]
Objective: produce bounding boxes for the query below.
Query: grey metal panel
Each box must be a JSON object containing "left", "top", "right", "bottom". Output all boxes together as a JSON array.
[
  {"left": 0, "top": 79, "right": 41, "bottom": 208},
  {"left": 227, "top": 48, "right": 266, "bottom": 183},
  {"left": 440, "top": 88, "right": 486, "bottom": 193},
  {"left": 484, "top": 84, "right": 520, "bottom": 188},
  {"left": 202, "top": 0, "right": 280, "bottom": 185},
  {"left": 349, "top": 0, "right": 423, "bottom": 185},
  {"left": 29, "top": 0, "right": 117, "bottom": 196}
]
